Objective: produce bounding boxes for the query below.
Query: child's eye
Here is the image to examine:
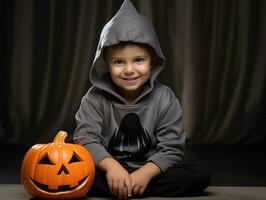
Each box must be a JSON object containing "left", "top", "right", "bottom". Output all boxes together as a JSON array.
[
  {"left": 135, "top": 57, "right": 145, "bottom": 63},
  {"left": 113, "top": 60, "right": 124, "bottom": 65}
]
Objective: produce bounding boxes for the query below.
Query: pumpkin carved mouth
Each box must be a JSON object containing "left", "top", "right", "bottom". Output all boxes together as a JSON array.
[{"left": 30, "top": 176, "right": 88, "bottom": 193}]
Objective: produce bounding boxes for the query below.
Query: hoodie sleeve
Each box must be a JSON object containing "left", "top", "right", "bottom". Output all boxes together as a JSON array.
[
  {"left": 73, "top": 88, "right": 111, "bottom": 166},
  {"left": 147, "top": 93, "right": 186, "bottom": 172}
]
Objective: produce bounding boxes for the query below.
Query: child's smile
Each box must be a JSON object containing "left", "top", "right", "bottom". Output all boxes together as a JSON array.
[
  {"left": 121, "top": 77, "right": 139, "bottom": 86},
  {"left": 106, "top": 44, "right": 152, "bottom": 103}
]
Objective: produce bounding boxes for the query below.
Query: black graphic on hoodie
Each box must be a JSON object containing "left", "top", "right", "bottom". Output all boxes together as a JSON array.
[{"left": 108, "top": 113, "right": 151, "bottom": 161}]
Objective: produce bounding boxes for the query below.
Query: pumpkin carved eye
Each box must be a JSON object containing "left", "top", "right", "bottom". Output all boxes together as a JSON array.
[
  {"left": 39, "top": 153, "right": 55, "bottom": 165},
  {"left": 69, "top": 152, "right": 82, "bottom": 164}
]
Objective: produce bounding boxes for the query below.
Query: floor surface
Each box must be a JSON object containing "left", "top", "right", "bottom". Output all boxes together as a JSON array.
[{"left": 1, "top": 185, "right": 266, "bottom": 200}]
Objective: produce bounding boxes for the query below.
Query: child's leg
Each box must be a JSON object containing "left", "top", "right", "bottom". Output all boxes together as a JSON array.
[
  {"left": 87, "top": 160, "right": 210, "bottom": 197},
  {"left": 145, "top": 160, "right": 211, "bottom": 197}
]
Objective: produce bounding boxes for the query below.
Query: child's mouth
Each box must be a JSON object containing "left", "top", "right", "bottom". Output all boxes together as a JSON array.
[{"left": 122, "top": 77, "right": 139, "bottom": 81}]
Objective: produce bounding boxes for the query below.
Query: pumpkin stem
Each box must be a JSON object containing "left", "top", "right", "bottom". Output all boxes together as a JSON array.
[{"left": 53, "top": 131, "right": 68, "bottom": 143}]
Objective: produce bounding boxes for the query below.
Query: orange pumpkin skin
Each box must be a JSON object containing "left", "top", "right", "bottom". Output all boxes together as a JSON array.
[{"left": 21, "top": 131, "right": 95, "bottom": 199}]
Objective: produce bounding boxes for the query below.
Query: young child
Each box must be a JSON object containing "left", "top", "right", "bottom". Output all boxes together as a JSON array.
[{"left": 74, "top": 0, "right": 210, "bottom": 199}]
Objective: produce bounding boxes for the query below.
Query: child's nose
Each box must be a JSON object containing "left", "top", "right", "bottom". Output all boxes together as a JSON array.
[{"left": 124, "top": 63, "right": 134, "bottom": 74}]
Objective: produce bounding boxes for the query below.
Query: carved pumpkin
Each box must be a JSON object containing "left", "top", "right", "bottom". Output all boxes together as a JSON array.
[{"left": 21, "top": 131, "right": 95, "bottom": 199}]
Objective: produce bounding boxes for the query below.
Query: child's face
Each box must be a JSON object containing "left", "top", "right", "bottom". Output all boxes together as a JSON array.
[{"left": 106, "top": 44, "right": 152, "bottom": 102}]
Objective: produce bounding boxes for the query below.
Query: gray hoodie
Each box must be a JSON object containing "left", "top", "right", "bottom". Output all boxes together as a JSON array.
[{"left": 74, "top": 0, "right": 185, "bottom": 172}]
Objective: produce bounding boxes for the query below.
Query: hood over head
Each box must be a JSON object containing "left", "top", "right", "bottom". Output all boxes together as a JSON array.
[{"left": 90, "top": 0, "right": 165, "bottom": 104}]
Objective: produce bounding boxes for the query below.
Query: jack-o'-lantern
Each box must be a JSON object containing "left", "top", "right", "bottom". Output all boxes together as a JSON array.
[{"left": 21, "top": 131, "right": 95, "bottom": 199}]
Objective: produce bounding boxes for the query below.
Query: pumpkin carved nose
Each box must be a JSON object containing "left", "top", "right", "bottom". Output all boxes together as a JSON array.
[{"left": 57, "top": 164, "right": 70, "bottom": 175}]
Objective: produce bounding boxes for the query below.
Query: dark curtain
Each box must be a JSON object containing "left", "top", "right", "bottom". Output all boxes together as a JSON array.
[{"left": 1, "top": 0, "right": 265, "bottom": 147}]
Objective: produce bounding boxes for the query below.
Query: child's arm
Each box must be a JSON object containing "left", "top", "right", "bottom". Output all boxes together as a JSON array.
[
  {"left": 98, "top": 157, "right": 132, "bottom": 199},
  {"left": 147, "top": 90, "right": 186, "bottom": 173},
  {"left": 74, "top": 89, "right": 112, "bottom": 166},
  {"left": 129, "top": 162, "right": 161, "bottom": 196}
]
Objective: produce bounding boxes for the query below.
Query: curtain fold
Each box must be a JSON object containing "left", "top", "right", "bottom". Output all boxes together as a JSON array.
[{"left": 1, "top": 0, "right": 265, "bottom": 147}]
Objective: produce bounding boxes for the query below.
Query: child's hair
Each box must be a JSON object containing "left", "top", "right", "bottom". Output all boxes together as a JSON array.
[{"left": 102, "top": 41, "right": 162, "bottom": 67}]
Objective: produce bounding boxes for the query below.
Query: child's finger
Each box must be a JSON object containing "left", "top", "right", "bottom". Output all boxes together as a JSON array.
[
  {"left": 107, "top": 179, "right": 114, "bottom": 195},
  {"left": 132, "top": 185, "right": 140, "bottom": 195},
  {"left": 123, "top": 186, "right": 128, "bottom": 199},
  {"left": 113, "top": 180, "right": 119, "bottom": 196},
  {"left": 118, "top": 180, "right": 124, "bottom": 199},
  {"left": 139, "top": 187, "right": 145, "bottom": 195},
  {"left": 125, "top": 178, "right": 132, "bottom": 197}
]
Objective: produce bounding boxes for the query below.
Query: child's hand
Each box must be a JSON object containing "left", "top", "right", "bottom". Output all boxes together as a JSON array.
[
  {"left": 130, "top": 162, "right": 161, "bottom": 196},
  {"left": 106, "top": 164, "right": 132, "bottom": 199},
  {"left": 98, "top": 157, "right": 132, "bottom": 199},
  {"left": 130, "top": 169, "right": 151, "bottom": 196}
]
